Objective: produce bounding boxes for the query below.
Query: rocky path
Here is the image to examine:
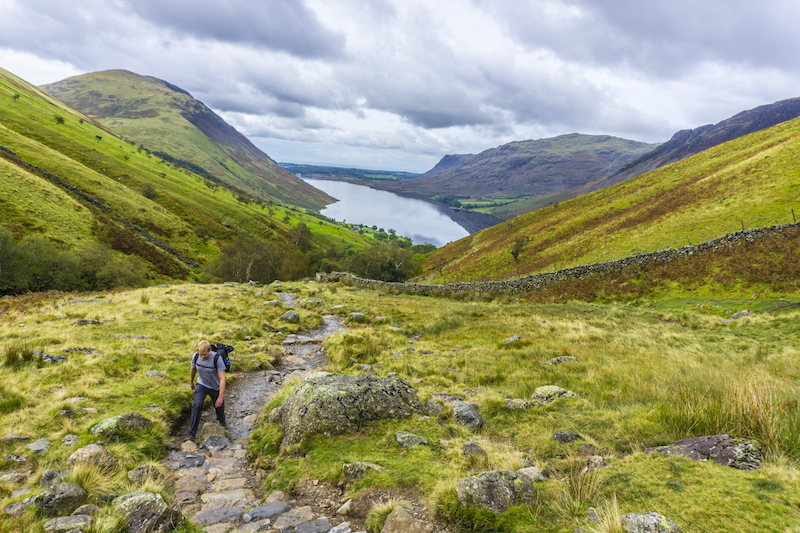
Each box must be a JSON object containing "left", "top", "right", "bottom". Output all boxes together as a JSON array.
[{"left": 164, "top": 296, "right": 360, "bottom": 533}]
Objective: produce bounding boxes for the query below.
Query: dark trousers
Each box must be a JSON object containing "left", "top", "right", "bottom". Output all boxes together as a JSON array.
[{"left": 189, "top": 383, "right": 225, "bottom": 437}]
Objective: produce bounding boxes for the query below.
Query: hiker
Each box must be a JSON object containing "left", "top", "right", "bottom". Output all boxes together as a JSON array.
[{"left": 188, "top": 340, "right": 227, "bottom": 440}]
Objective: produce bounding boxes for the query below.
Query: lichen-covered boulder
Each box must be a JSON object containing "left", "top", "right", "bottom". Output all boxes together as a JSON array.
[
  {"left": 34, "top": 482, "right": 87, "bottom": 516},
  {"left": 531, "top": 385, "right": 579, "bottom": 403},
  {"left": 275, "top": 372, "right": 424, "bottom": 449},
  {"left": 456, "top": 470, "right": 537, "bottom": 514},
  {"left": 396, "top": 430, "right": 428, "bottom": 448},
  {"left": 342, "top": 462, "right": 386, "bottom": 485},
  {"left": 620, "top": 512, "right": 681, "bottom": 532},
  {"left": 645, "top": 434, "right": 763, "bottom": 470},
  {"left": 67, "top": 444, "right": 117, "bottom": 469},
  {"left": 113, "top": 491, "right": 183, "bottom": 533},
  {"left": 43, "top": 514, "right": 93, "bottom": 533},
  {"left": 90, "top": 412, "right": 153, "bottom": 438},
  {"left": 280, "top": 310, "right": 300, "bottom": 323},
  {"left": 452, "top": 401, "right": 484, "bottom": 431}
]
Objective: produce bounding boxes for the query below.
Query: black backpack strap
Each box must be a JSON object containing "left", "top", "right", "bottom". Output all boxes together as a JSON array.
[{"left": 192, "top": 352, "right": 198, "bottom": 367}]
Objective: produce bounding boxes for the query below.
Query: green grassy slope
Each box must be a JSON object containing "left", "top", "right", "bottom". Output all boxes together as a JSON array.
[
  {"left": 422, "top": 116, "right": 800, "bottom": 283},
  {"left": 41, "top": 69, "right": 332, "bottom": 210},
  {"left": 0, "top": 66, "right": 373, "bottom": 283}
]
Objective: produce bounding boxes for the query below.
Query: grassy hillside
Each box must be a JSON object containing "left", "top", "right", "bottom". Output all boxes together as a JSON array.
[
  {"left": 42, "top": 70, "right": 332, "bottom": 210},
  {"left": 421, "top": 116, "right": 800, "bottom": 283},
  {"left": 2, "top": 282, "right": 797, "bottom": 533},
  {"left": 0, "top": 66, "right": 377, "bottom": 289}
]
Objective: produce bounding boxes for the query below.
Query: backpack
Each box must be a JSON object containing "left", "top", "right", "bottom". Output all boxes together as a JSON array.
[{"left": 193, "top": 342, "right": 234, "bottom": 372}]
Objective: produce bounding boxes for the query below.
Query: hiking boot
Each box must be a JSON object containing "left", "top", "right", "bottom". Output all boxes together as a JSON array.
[
  {"left": 186, "top": 434, "right": 196, "bottom": 442},
  {"left": 217, "top": 420, "right": 228, "bottom": 430}
]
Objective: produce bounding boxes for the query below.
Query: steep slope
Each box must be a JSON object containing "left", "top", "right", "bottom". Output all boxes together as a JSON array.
[
  {"left": 383, "top": 133, "right": 657, "bottom": 201},
  {"left": 581, "top": 96, "right": 800, "bottom": 194},
  {"left": 421, "top": 115, "right": 800, "bottom": 283},
  {"left": 42, "top": 69, "right": 332, "bottom": 210},
  {"left": 0, "top": 66, "right": 371, "bottom": 287}
]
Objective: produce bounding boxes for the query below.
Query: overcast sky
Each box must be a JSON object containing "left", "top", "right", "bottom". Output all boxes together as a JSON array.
[{"left": 2, "top": 0, "right": 799, "bottom": 172}]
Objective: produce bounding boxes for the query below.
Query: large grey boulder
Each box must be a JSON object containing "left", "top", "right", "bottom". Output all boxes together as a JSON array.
[
  {"left": 274, "top": 372, "right": 424, "bottom": 449},
  {"left": 34, "top": 482, "right": 88, "bottom": 516},
  {"left": 113, "top": 491, "right": 183, "bottom": 533},
  {"left": 90, "top": 412, "right": 153, "bottom": 438},
  {"left": 646, "top": 434, "right": 764, "bottom": 470},
  {"left": 620, "top": 512, "right": 681, "bottom": 532},
  {"left": 452, "top": 401, "right": 484, "bottom": 431},
  {"left": 456, "top": 470, "right": 537, "bottom": 514},
  {"left": 67, "top": 444, "right": 117, "bottom": 469}
]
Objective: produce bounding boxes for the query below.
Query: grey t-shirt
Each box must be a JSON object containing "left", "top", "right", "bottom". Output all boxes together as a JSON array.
[{"left": 192, "top": 351, "right": 226, "bottom": 390}]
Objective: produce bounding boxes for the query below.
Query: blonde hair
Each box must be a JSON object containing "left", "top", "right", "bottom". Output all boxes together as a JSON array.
[{"left": 198, "top": 340, "right": 211, "bottom": 354}]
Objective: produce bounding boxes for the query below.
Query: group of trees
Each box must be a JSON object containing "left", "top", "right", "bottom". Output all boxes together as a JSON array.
[
  {"left": 0, "top": 222, "right": 432, "bottom": 295},
  {"left": 0, "top": 228, "right": 148, "bottom": 295},
  {"left": 206, "top": 234, "right": 427, "bottom": 284}
]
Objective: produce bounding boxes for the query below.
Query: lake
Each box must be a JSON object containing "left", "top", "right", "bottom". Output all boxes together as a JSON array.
[{"left": 302, "top": 178, "right": 470, "bottom": 248}]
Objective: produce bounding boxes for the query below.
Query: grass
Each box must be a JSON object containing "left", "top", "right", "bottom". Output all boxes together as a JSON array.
[
  {"left": 245, "top": 281, "right": 800, "bottom": 533},
  {"left": 422, "top": 116, "right": 800, "bottom": 284},
  {"left": 0, "top": 281, "right": 319, "bottom": 533}
]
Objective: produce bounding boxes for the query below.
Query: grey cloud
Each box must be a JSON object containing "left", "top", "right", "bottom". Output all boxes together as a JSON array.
[{"left": 122, "top": 0, "right": 345, "bottom": 58}]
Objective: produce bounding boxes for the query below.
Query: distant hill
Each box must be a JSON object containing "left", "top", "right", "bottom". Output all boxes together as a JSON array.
[
  {"left": 406, "top": 134, "right": 656, "bottom": 199},
  {"left": 330, "top": 134, "right": 656, "bottom": 221},
  {"left": 42, "top": 70, "right": 332, "bottom": 210},
  {"left": 420, "top": 115, "right": 800, "bottom": 283},
  {"left": 279, "top": 162, "right": 420, "bottom": 183}
]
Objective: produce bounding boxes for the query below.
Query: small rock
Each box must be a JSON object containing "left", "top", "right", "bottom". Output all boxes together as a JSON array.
[
  {"left": 619, "top": 512, "right": 681, "bottom": 532},
  {"left": 462, "top": 439, "right": 487, "bottom": 457},
  {"left": 43, "top": 514, "right": 93, "bottom": 533},
  {"left": 67, "top": 444, "right": 117, "bottom": 469},
  {"left": 26, "top": 438, "right": 51, "bottom": 454},
  {"left": 337, "top": 499, "right": 353, "bottom": 516},
  {"left": 39, "top": 469, "right": 72, "bottom": 487},
  {"left": 0, "top": 433, "right": 29, "bottom": 442},
  {"left": 531, "top": 385, "right": 579, "bottom": 403},
  {"left": 200, "top": 435, "right": 232, "bottom": 451},
  {"left": 145, "top": 370, "right": 167, "bottom": 379},
  {"left": 381, "top": 505, "right": 432, "bottom": 533},
  {"left": 504, "top": 399, "right": 539, "bottom": 410},
  {"left": 90, "top": 412, "right": 153, "bottom": 438},
  {"left": 586, "top": 507, "right": 601, "bottom": 523},
  {"left": 343, "top": 462, "right": 386, "bottom": 485},
  {"left": 516, "top": 466, "right": 546, "bottom": 482},
  {"left": 34, "top": 482, "right": 88, "bottom": 516},
  {"left": 127, "top": 465, "right": 159, "bottom": 484},
  {"left": 452, "top": 401, "right": 483, "bottom": 431},
  {"left": 396, "top": 430, "right": 428, "bottom": 448},
  {"left": 347, "top": 312, "right": 367, "bottom": 323},
  {"left": 243, "top": 500, "right": 292, "bottom": 522},
  {"left": 552, "top": 430, "right": 581, "bottom": 443},
  {"left": 280, "top": 310, "right": 300, "bottom": 323},
  {"left": 500, "top": 335, "right": 526, "bottom": 345}
]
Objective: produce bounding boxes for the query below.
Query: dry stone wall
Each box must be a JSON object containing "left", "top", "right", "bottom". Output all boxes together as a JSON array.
[{"left": 319, "top": 222, "right": 800, "bottom": 296}]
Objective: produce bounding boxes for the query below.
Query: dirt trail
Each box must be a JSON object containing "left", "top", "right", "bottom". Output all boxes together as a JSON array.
[{"left": 165, "top": 294, "right": 350, "bottom": 531}]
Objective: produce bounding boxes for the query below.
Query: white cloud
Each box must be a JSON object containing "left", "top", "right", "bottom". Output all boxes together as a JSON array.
[{"left": 1, "top": 0, "right": 799, "bottom": 170}]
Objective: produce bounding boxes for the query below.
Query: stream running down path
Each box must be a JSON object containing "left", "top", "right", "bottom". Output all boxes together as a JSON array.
[{"left": 164, "top": 294, "right": 351, "bottom": 532}]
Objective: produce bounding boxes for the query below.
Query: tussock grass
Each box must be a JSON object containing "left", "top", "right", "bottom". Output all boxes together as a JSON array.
[
  {"left": 364, "top": 499, "right": 411, "bottom": 532},
  {"left": 245, "top": 283, "right": 800, "bottom": 533}
]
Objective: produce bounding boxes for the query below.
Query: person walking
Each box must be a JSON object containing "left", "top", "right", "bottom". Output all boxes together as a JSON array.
[{"left": 187, "top": 340, "right": 227, "bottom": 441}]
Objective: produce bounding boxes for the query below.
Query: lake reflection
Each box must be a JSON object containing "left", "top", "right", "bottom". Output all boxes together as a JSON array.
[{"left": 303, "top": 178, "right": 469, "bottom": 248}]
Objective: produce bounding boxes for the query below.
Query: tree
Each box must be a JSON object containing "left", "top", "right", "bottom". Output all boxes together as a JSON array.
[
  {"left": 54, "top": 115, "right": 65, "bottom": 125},
  {"left": 346, "top": 243, "right": 422, "bottom": 281},
  {"left": 510, "top": 237, "right": 527, "bottom": 262}
]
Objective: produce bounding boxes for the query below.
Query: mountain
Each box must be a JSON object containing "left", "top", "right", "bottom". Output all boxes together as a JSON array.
[
  {"left": 577, "top": 96, "right": 800, "bottom": 195},
  {"left": 405, "top": 133, "right": 657, "bottom": 199},
  {"left": 0, "top": 66, "right": 372, "bottom": 290},
  {"left": 41, "top": 69, "right": 332, "bottom": 210},
  {"left": 327, "top": 134, "right": 657, "bottom": 221},
  {"left": 420, "top": 114, "right": 800, "bottom": 283}
]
